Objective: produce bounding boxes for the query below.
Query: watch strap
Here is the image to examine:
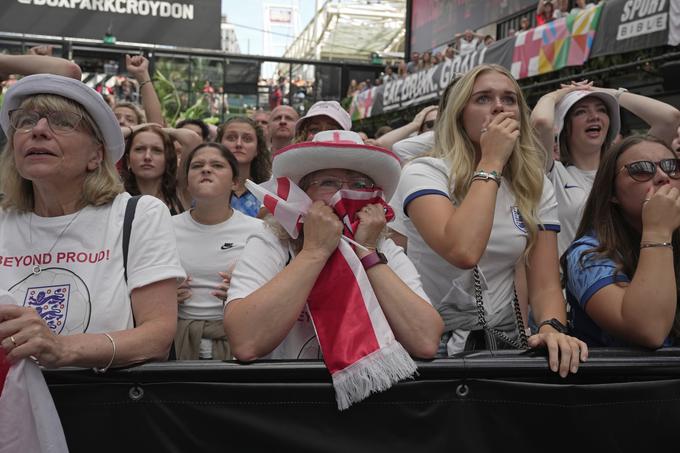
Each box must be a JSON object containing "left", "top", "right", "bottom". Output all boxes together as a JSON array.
[
  {"left": 360, "top": 251, "right": 388, "bottom": 270},
  {"left": 538, "top": 318, "right": 569, "bottom": 334}
]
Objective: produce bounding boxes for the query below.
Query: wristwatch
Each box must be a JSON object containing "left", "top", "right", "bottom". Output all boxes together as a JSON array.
[
  {"left": 538, "top": 318, "right": 569, "bottom": 334},
  {"left": 614, "top": 87, "right": 628, "bottom": 100},
  {"left": 360, "top": 251, "right": 388, "bottom": 270}
]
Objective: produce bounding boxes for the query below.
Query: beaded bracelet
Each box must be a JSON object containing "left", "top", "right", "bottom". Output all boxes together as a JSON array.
[{"left": 139, "top": 79, "right": 152, "bottom": 88}]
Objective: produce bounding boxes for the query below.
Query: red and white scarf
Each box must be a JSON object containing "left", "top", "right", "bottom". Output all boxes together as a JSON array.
[
  {"left": 246, "top": 178, "right": 417, "bottom": 410},
  {"left": 0, "top": 294, "right": 69, "bottom": 452}
]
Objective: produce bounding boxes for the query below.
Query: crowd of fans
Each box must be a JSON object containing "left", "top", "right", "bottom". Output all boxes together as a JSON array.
[
  {"left": 259, "top": 72, "right": 314, "bottom": 112},
  {"left": 1, "top": 16, "right": 680, "bottom": 403},
  {"left": 384, "top": 0, "right": 603, "bottom": 84}
]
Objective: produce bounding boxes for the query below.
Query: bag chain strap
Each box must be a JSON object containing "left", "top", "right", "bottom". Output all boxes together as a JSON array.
[{"left": 473, "top": 266, "right": 528, "bottom": 349}]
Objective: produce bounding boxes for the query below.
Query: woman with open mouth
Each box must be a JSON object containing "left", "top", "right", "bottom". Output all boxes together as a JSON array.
[
  {"left": 531, "top": 81, "right": 680, "bottom": 257},
  {"left": 0, "top": 74, "right": 185, "bottom": 371}
]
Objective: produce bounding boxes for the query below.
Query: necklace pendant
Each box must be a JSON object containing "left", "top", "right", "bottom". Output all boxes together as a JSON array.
[{"left": 32, "top": 265, "right": 42, "bottom": 275}]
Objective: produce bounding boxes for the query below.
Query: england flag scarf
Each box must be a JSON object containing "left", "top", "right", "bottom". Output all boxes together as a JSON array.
[
  {"left": 246, "top": 177, "right": 417, "bottom": 410},
  {"left": 0, "top": 295, "right": 69, "bottom": 453}
]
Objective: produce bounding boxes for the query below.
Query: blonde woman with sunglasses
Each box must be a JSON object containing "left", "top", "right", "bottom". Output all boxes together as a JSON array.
[{"left": 563, "top": 135, "right": 680, "bottom": 348}]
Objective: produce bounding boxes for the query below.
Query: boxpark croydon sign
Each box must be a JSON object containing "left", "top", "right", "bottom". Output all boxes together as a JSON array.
[{"left": 2, "top": 0, "right": 220, "bottom": 50}]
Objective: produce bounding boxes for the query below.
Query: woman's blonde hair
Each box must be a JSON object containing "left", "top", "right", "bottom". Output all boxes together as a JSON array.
[
  {"left": 0, "top": 94, "right": 123, "bottom": 212},
  {"left": 432, "top": 64, "right": 546, "bottom": 256}
]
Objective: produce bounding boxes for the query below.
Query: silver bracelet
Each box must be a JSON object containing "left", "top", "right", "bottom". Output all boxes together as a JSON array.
[
  {"left": 471, "top": 170, "right": 501, "bottom": 186},
  {"left": 93, "top": 332, "right": 116, "bottom": 374},
  {"left": 640, "top": 241, "right": 672, "bottom": 249}
]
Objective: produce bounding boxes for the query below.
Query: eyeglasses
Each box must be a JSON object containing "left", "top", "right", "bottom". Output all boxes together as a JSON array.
[
  {"left": 618, "top": 159, "right": 680, "bottom": 182},
  {"left": 307, "top": 176, "right": 376, "bottom": 192},
  {"left": 9, "top": 109, "right": 83, "bottom": 134}
]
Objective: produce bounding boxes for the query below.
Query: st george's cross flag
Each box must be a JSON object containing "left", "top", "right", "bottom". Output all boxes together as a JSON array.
[{"left": 245, "top": 178, "right": 416, "bottom": 410}]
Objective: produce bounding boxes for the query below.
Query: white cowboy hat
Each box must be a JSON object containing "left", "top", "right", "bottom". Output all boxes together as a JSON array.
[
  {"left": 272, "top": 130, "right": 402, "bottom": 198},
  {"left": 0, "top": 74, "right": 125, "bottom": 163}
]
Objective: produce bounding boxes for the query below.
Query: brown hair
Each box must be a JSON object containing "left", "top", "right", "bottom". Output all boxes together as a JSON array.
[
  {"left": 216, "top": 116, "right": 271, "bottom": 183},
  {"left": 558, "top": 96, "right": 615, "bottom": 166},
  {"left": 121, "top": 125, "right": 184, "bottom": 214}
]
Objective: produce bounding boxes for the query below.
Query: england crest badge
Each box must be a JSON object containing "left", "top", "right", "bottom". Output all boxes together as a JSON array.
[
  {"left": 23, "top": 284, "right": 70, "bottom": 334},
  {"left": 511, "top": 206, "right": 527, "bottom": 233}
]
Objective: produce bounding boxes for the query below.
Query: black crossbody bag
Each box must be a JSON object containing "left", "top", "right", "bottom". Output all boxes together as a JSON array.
[{"left": 464, "top": 266, "right": 529, "bottom": 351}]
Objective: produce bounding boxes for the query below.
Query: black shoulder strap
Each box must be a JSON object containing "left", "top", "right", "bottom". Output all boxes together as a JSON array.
[{"left": 123, "top": 195, "right": 142, "bottom": 283}]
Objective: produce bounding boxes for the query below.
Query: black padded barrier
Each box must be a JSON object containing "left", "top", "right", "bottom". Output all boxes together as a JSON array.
[{"left": 44, "top": 348, "right": 680, "bottom": 453}]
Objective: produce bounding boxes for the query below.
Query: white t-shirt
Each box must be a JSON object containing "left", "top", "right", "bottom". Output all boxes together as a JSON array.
[
  {"left": 392, "top": 131, "right": 435, "bottom": 163},
  {"left": 570, "top": 4, "right": 595, "bottom": 14},
  {"left": 548, "top": 160, "right": 596, "bottom": 257},
  {"left": 172, "top": 209, "right": 265, "bottom": 320},
  {"left": 458, "top": 37, "right": 479, "bottom": 55},
  {"left": 393, "top": 157, "right": 560, "bottom": 353},
  {"left": 226, "top": 228, "right": 431, "bottom": 359},
  {"left": 0, "top": 193, "right": 185, "bottom": 335},
  {"left": 388, "top": 189, "right": 408, "bottom": 237}
]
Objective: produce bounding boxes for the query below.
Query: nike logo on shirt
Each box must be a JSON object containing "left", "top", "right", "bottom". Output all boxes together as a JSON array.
[
  {"left": 220, "top": 243, "right": 234, "bottom": 250},
  {"left": 564, "top": 184, "right": 579, "bottom": 189}
]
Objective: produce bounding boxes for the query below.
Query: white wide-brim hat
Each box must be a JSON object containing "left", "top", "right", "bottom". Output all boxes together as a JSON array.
[
  {"left": 554, "top": 90, "right": 621, "bottom": 153},
  {"left": 0, "top": 74, "right": 125, "bottom": 163},
  {"left": 272, "top": 130, "right": 402, "bottom": 199}
]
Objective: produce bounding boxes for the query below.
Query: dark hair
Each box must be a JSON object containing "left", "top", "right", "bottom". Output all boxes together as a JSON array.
[
  {"left": 417, "top": 106, "right": 439, "bottom": 134},
  {"left": 216, "top": 116, "right": 271, "bottom": 183},
  {"left": 561, "top": 135, "right": 680, "bottom": 339},
  {"left": 183, "top": 142, "right": 239, "bottom": 181},
  {"left": 176, "top": 118, "right": 210, "bottom": 140},
  {"left": 121, "top": 125, "right": 184, "bottom": 214},
  {"left": 375, "top": 125, "right": 393, "bottom": 139}
]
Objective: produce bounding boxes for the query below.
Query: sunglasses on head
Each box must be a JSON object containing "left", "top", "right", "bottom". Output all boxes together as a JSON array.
[{"left": 618, "top": 158, "right": 680, "bottom": 182}]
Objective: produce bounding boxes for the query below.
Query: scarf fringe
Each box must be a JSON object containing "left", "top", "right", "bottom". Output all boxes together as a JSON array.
[{"left": 332, "top": 341, "right": 417, "bottom": 411}]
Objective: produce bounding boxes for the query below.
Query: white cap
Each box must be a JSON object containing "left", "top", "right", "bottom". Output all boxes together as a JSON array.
[
  {"left": 554, "top": 90, "right": 621, "bottom": 154},
  {"left": 295, "top": 100, "right": 352, "bottom": 135}
]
